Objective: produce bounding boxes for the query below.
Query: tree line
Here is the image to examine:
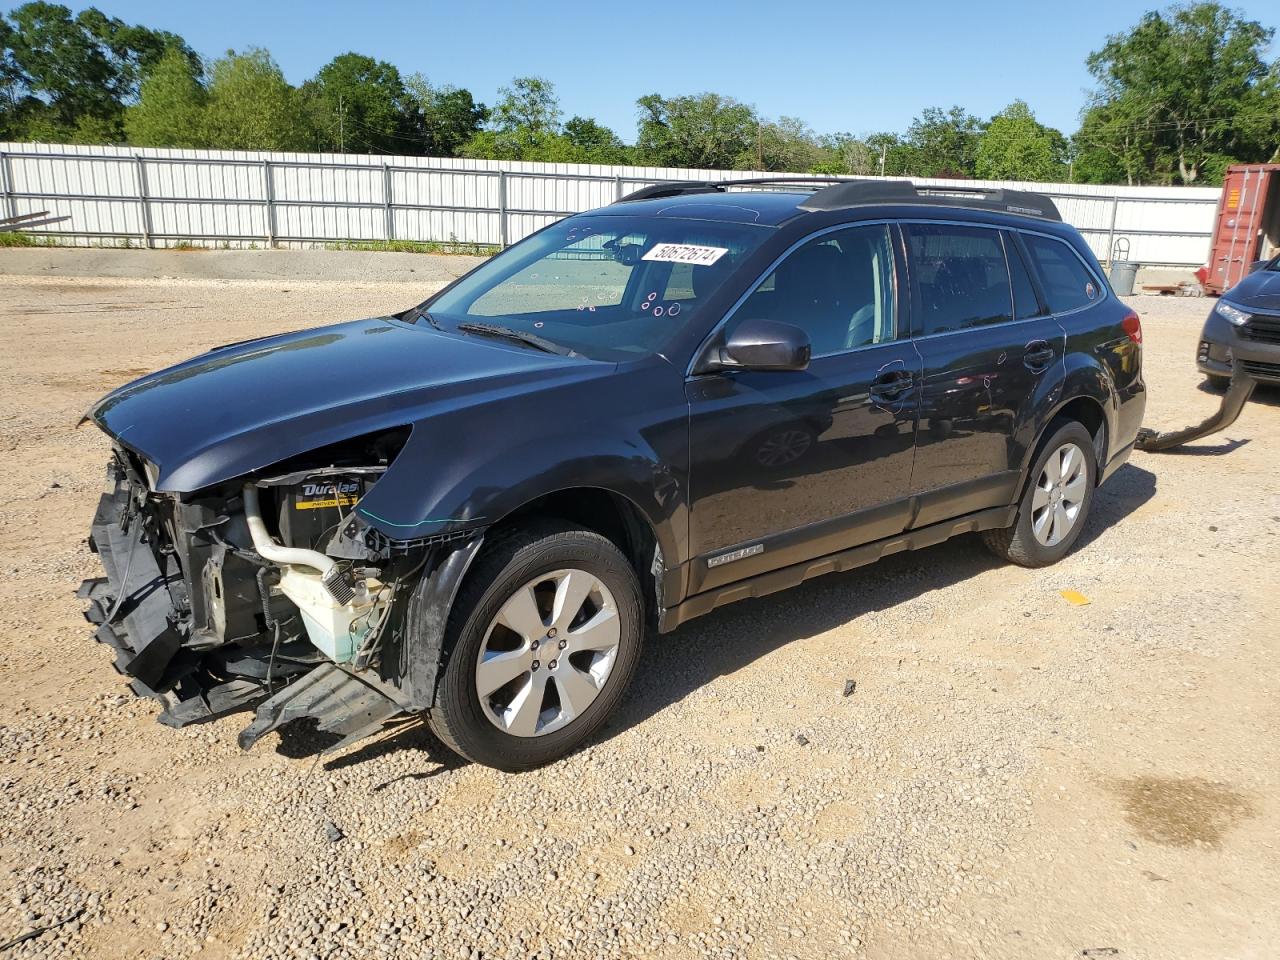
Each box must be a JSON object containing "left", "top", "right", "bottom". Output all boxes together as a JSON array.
[{"left": 1, "top": 1, "right": 1277, "bottom": 185}]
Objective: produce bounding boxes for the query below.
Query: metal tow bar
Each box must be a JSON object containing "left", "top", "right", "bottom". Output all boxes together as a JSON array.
[{"left": 1135, "top": 366, "right": 1257, "bottom": 453}]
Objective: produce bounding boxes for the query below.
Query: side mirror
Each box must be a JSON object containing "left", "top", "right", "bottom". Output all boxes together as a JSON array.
[
  {"left": 1247, "top": 259, "right": 1267, "bottom": 275},
  {"left": 715, "top": 318, "right": 811, "bottom": 372}
]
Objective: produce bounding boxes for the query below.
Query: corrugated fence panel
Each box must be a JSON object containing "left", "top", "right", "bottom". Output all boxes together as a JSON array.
[{"left": 0, "top": 142, "right": 1222, "bottom": 264}]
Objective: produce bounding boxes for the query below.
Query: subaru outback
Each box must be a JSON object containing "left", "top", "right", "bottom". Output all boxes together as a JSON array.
[{"left": 80, "top": 178, "right": 1146, "bottom": 771}]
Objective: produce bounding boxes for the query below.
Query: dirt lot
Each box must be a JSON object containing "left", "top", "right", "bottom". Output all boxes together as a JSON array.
[{"left": 1, "top": 270, "right": 1277, "bottom": 960}]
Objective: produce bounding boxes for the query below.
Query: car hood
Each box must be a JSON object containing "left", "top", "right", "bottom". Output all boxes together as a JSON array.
[
  {"left": 1229, "top": 268, "right": 1280, "bottom": 310},
  {"left": 91, "top": 316, "right": 593, "bottom": 491}
]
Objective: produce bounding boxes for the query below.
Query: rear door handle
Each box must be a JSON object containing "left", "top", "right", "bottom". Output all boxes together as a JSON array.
[
  {"left": 1024, "top": 340, "right": 1055, "bottom": 372},
  {"left": 870, "top": 369, "right": 913, "bottom": 400}
]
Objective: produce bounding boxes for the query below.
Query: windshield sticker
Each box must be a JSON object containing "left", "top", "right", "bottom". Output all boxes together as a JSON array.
[{"left": 642, "top": 243, "right": 729, "bottom": 266}]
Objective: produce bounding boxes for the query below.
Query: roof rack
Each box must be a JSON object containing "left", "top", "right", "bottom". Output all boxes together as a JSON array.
[{"left": 617, "top": 177, "right": 1062, "bottom": 222}]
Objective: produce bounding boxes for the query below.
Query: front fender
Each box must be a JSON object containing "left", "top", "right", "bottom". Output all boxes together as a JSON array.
[{"left": 354, "top": 362, "right": 690, "bottom": 570}]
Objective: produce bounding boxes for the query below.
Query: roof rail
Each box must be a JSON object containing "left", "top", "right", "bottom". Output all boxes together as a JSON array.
[
  {"left": 617, "top": 176, "right": 1061, "bottom": 222},
  {"left": 799, "top": 180, "right": 1062, "bottom": 221},
  {"left": 617, "top": 176, "right": 850, "bottom": 203}
]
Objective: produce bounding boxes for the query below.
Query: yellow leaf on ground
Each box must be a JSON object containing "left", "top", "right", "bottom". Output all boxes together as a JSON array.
[{"left": 1060, "top": 589, "right": 1091, "bottom": 606}]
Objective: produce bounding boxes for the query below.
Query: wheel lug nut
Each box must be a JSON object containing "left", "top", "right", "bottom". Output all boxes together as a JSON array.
[
  {"left": 531, "top": 660, "right": 540, "bottom": 671},
  {"left": 549, "top": 659, "right": 558, "bottom": 670},
  {"left": 558, "top": 639, "right": 567, "bottom": 649},
  {"left": 547, "top": 628, "right": 557, "bottom": 639}
]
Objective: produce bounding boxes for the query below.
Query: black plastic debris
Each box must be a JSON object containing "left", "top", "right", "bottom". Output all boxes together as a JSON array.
[
  {"left": 843, "top": 679, "right": 857, "bottom": 697},
  {"left": 794, "top": 734, "right": 810, "bottom": 747}
]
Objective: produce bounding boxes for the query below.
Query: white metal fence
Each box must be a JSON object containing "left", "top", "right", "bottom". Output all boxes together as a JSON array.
[{"left": 0, "top": 142, "right": 1223, "bottom": 267}]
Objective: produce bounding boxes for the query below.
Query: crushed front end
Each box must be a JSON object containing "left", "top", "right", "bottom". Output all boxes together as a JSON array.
[{"left": 80, "top": 444, "right": 482, "bottom": 753}]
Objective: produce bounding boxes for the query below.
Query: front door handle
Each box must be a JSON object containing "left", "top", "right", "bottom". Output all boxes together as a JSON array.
[
  {"left": 1024, "top": 340, "right": 1056, "bottom": 372},
  {"left": 870, "top": 369, "right": 913, "bottom": 400}
]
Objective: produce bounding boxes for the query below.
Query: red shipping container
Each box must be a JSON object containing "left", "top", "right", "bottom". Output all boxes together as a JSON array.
[{"left": 1202, "top": 163, "right": 1280, "bottom": 295}]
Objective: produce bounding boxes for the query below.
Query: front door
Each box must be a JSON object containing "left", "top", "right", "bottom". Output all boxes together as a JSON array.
[
  {"left": 903, "top": 222, "right": 1066, "bottom": 527},
  {"left": 685, "top": 223, "right": 920, "bottom": 594}
]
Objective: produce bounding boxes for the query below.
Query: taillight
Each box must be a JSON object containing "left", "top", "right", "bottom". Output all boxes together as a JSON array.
[{"left": 1122, "top": 311, "right": 1142, "bottom": 344}]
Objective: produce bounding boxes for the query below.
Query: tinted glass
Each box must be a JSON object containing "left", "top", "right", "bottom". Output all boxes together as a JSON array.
[
  {"left": 1023, "top": 234, "right": 1100, "bottom": 313},
  {"left": 1007, "top": 236, "right": 1044, "bottom": 319},
  {"left": 428, "top": 215, "right": 772, "bottom": 360},
  {"left": 727, "top": 224, "right": 897, "bottom": 357},
  {"left": 907, "top": 224, "right": 1013, "bottom": 335}
]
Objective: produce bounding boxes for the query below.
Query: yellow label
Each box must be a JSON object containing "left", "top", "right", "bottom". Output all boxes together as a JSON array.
[
  {"left": 1227, "top": 188, "right": 1240, "bottom": 210},
  {"left": 294, "top": 496, "right": 356, "bottom": 510}
]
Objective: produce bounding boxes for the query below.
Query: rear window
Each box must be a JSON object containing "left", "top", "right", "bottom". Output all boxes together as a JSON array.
[
  {"left": 906, "top": 224, "right": 1013, "bottom": 336},
  {"left": 1023, "top": 234, "right": 1101, "bottom": 314}
]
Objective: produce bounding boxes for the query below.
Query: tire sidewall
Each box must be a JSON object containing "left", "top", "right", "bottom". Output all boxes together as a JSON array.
[
  {"left": 435, "top": 529, "right": 643, "bottom": 770},
  {"left": 1014, "top": 421, "right": 1097, "bottom": 564}
]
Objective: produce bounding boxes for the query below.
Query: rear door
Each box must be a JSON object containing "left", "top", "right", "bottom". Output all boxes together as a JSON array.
[
  {"left": 684, "top": 222, "right": 920, "bottom": 594},
  {"left": 904, "top": 221, "right": 1066, "bottom": 527}
]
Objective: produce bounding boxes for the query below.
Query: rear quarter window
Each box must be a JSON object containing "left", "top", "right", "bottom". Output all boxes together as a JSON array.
[{"left": 1023, "top": 234, "right": 1101, "bottom": 314}]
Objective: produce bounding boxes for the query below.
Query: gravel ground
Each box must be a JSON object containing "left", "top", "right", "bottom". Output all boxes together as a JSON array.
[{"left": 0, "top": 272, "right": 1277, "bottom": 960}]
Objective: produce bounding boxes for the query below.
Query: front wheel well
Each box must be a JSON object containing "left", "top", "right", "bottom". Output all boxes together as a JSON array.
[{"left": 487, "top": 489, "right": 661, "bottom": 625}]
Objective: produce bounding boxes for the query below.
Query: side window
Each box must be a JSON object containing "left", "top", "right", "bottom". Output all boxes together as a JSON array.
[
  {"left": 727, "top": 224, "right": 897, "bottom": 357},
  {"left": 1023, "top": 234, "right": 1101, "bottom": 314},
  {"left": 906, "top": 224, "right": 1013, "bottom": 335},
  {"left": 1006, "top": 235, "right": 1045, "bottom": 320}
]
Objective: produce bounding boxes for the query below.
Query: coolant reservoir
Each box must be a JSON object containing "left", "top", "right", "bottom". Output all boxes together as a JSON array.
[{"left": 276, "top": 569, "right": 386, "bottom": 663}]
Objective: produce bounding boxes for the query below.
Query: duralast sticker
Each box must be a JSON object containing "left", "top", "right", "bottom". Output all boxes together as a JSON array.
[
  {"left": 294, "top": 479, "right": 360, "bottom": 510},
  {"left": 641, "top": 243, "right": 729, "bottom": 266}
]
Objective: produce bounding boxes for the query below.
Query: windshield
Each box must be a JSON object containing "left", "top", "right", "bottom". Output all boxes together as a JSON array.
[{"left": 425, "top": 215, "right": 773, "bottom": 360}]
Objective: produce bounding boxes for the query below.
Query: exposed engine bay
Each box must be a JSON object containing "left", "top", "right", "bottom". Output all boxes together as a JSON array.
[{"left": 79, "top": 436, "right": 482, "bottom": 753}]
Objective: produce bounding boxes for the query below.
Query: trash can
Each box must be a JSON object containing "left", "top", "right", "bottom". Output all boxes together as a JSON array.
[{"left": 1110, "top": 260, "right": 1139, "bottom": 296}]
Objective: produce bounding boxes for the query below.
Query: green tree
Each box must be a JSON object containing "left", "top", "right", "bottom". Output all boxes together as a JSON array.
[
  {"left": 202, "top": 48, "right": 310, "bottom": 151},
  {"left": 303, "top": 52, "right": 406, "bottom": 153},
  {"left": 124, "top": 46, "right": 206, "bottom": 147},
  {"left": 974, "top": 100, "right": 1068, "bottom": 181},
  {"left": 1083, "top": 2, "right": 1277, "bottom": 184},
  {"left": 634, "top": 92, "right": 757, "bottom": 169},
  {"left": 1, "top": 2, "right": 195, "bottom": 141},
  {"left": 736, "top": 116, "right": 823, "bottom": 171},
  {"left": 462, "top": 75, "right": 565, "bottom": 160},
  {"left": 403, "top": 74, "right": 487, "bottom": 156},
  {"left": 904, "top": 105, "right": 982, "bottom": 177},
  {"left": 562, "top": 116, "right": 630, "bottom": 164}
]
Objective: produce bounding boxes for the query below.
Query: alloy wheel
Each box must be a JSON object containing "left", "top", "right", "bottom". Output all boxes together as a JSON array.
[
  {"left": 475, "top": 568, "right": 620, "bottom": 737},
  {"left": 1031, "top": 441, "right": 1088, "bottom": 547}
]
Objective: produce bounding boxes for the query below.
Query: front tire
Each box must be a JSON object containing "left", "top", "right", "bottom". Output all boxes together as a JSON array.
[
  {"left": 984, "top": 419, "right": 1097, "bottom": 568},
  {"left": 428, "top": 521, "right": 643, "bottom": 771}
]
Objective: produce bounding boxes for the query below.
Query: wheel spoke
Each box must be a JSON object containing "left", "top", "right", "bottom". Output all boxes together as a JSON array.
[
  {"left": 552, "top": 569, "right": 596, "bottom": 632},
  {"left": 476, "top": 647, "right": 531, "bottom": 697},
  {"left": 554, "top": 666, "right": 600, "bottom": 721},
  {"left": 1052, "top": 503, "right": 1069, "bottom": 544},
  {"left": 497, "top": 584, "right": 546, "bottom": 640},
  {"left": 1043, "top": 451, "right": 1061, "bottom": 485},
  {"left": 564, "top": 607, "right": 620, "bottom": 654},
  {"left": 504, "top": 674, "right": 547, "bottom": 736},
  {"left": 1032, "top": 484, "right": 1051, "bottom": 511},
  {"left": 1032, "top": 505, "right": 1052, "bottom": 540},
  {"left": 1062, "top": 474, "right": 1087, "bottom": 505},
  {"left": 1058, "top": 445, "right": 1077, "bottom": 483}
]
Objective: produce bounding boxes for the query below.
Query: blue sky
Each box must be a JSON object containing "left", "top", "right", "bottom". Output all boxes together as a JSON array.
[{"left": 17, "top": 0, "right": 1280, "bottom": 140}]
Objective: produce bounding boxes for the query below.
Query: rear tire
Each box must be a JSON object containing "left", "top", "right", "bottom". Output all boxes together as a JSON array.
[
  {"left": 428, "top": 521, "right": 643, "bottom": 772},
  {"left": 984, "top": 419, "right": 1097, "bottom": 568}
]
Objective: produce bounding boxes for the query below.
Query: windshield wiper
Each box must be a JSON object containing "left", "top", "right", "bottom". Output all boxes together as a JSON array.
[
  {"left": 400, "top": 304, "right": 441, "bottom": 329},
  {"left": 456, "top": 322, "right": 576, "bottom": 357}
]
